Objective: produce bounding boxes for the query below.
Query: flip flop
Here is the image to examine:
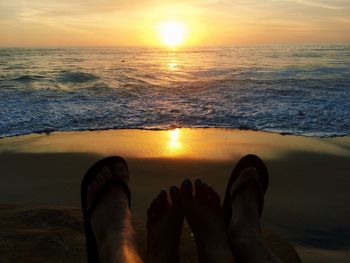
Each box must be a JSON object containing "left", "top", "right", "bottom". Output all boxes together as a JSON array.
[
  {"left": 81, "top": 156, "right": 131, "bottom": 263},
  {"left": 223, "top": 154, "right": 269, "bottom": 227}
]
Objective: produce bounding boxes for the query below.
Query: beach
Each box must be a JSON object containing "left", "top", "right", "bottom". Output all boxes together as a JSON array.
[{"left": 0, "top": 128, "right": 350, "bottom": 262}]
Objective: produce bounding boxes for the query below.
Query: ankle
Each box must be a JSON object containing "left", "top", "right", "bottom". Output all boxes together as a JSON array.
[
  {"left": 229, "top": 217, "right": 261, "bottom": 237},
  {"left": 96, "top": 223, "right": 137, "bottom": 258},
  {"left": 229, "top": 227, "right": 262, "bottom": 252},
  {"left": 99, "top": 240, "right": 141, "bottom": 263},
  {"left": 97, "top": 235, "right": 122, "bottom": 263}
]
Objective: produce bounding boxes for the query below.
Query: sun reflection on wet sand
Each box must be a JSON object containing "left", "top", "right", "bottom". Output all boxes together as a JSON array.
[
  {"left": 168, "top": 128, "right": 183, "bottom": 153},
  {"left": 3, "top": 128, "right": 347, "bottom": 161}
]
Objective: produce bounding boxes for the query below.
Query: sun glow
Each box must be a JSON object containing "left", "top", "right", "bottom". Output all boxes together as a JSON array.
[{"left": 158, "top": 21, "right": 187, "bottom": 48}]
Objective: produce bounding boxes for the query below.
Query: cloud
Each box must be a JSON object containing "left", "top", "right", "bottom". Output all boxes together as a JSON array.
[
  {"left": 203, "top": 0, "right": 350, "bottom": 11},
  {"left": 1, "top": 0, "right": 349, "bottom": 46},
  {"left": 290, "top": 0, "right": 349, "bottom": 10},
  {"left": 1, "top": 0, "right": 196, "bottom": 19}
]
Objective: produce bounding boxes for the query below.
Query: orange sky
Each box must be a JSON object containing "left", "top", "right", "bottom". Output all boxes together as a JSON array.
[{"left": 0, "top": 0, "right": 350, "bottom": 47}]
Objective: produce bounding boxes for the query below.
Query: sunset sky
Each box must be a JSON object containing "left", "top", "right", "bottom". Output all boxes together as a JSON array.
[{"left": 1, "top": 0, "right": 350, "bottom": 47}]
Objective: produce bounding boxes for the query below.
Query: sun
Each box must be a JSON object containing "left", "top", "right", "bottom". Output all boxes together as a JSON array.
[{"left": 158, "top": 21, "right": 187, "bottom": 48}]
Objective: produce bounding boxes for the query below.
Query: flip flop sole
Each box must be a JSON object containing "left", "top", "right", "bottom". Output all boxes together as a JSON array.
[{"left": 81, "top": 156, "right": 130, "bottom": 263}]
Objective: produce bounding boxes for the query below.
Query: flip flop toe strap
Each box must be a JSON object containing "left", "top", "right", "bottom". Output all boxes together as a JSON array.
[{"left": 225, "top": 174, "right": 264, "bottom": 226}]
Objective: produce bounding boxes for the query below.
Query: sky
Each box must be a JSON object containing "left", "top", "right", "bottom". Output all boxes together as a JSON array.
[{"left": 0, "top": 0, "right": 350, "bottom": 47}]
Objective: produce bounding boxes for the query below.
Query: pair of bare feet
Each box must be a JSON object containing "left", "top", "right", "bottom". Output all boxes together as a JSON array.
[
  {"left": 84, "top": 160, "right": 280, "bottom": 263},
  {"left": 147, "top": 179, "right": 234, "bottom": 263}
]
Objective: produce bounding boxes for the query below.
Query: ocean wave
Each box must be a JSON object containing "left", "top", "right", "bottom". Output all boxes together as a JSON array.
[
  {"left": 56, "top": 71, "right": 100, "bottom": 84},
  {"left": 12, "top": 75, "right": 46, "bottom": 82},
  {"left": 0, "top": 45, "right": 349, "bottom": 138}
]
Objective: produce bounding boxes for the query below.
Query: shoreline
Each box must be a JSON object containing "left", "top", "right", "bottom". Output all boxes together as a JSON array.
[
  {"left": 1, "top": 128, "right": 349, "bottom": 262},
  {"left": 1, "top": 126, "right": 349, "bottom": 140}
]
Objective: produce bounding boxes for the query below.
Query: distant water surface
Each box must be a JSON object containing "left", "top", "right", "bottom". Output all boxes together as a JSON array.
[{"left": 0, "top": 45, "right": 349, "bottom": 137}]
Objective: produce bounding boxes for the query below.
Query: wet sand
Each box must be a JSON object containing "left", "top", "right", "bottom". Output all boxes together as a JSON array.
[{"left": 0, "top": 128, "right": 349, "bottom": 262}]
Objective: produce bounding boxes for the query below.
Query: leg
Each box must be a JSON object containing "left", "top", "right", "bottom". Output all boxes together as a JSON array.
[
  {"left": 87, "top": 163, "right": 143, "bottom": 263},
  {"left": 228, "top": 168, "right": 282, "bottom": 263},
  {"left": 181, "top": 179, "right": 236, "bottom": 263},
  {"left": 146, "top": 187, "right": 184, "bottom": 263}
]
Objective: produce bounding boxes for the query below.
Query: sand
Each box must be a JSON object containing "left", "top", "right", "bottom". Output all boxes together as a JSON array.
[{"left": 0, "top": 128, "right": 349, "bottom": 262}]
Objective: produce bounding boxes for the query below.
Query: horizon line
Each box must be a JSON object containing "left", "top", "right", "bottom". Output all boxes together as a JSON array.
[{"left": 1, "top": 41, "right": 350, "bottom": 49}]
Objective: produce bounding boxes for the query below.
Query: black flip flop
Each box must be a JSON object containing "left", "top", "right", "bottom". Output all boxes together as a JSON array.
[
  {"left": 223, "top": 154, "right": 269, "bottom": 227},
  {"left": 81, "top": 156, "right": 131, "bottom": 263}
]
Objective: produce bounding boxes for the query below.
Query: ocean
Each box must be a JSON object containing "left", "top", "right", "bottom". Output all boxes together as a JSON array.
[{"left": 0, "top": 44, "right": 349, "bottom": 138}]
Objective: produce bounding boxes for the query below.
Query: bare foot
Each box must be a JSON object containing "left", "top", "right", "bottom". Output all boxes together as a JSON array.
[
  {"left": 87, "top": 163, "right": 142, "bottom": 263},
  {"left": 181, "top": 179, "right": 236, "bottom": 263},
  {"left": 147, "top": 187, "right": 184, "bottom": 263}
]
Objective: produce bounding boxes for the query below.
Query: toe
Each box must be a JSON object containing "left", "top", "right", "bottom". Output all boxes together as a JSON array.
[
  {"left": 97, "top": 169, "right": 108, "bottom": 185},
  {"left": 208, "top": 187, "right": 221, "bottom": 206},
  {"left": 90, "top": 174, "right": 102, "bottom": 194},
  {"left": 241, "top": 167, "right": 258, "bottom": 178},
  {"left": 101, "top": 166, "right": 112, "bottom": 177},
  {"left": 147, "top": 207, "right": 156, "bottom": 226},
  {"left": 148, "top": 199, "right": 158, "bottom": 222},
  {"left": 159, "top": 189, "right": 170, "bottom": 209},
  {"left": 147, "top": 190, "right": 169, "bottom": 227},
  {"left": 91, "top": 174, "right": 99, "bottom": 190},
  {"left": 153, "top": 193, "right": 162, "bottom": 211},
  {"left": 196, "top": 182, "right": 209, "bottom": 199},
  {"left": 194, "top": 179, "right": 203, "bottom": 198},
  {"left": 202, "top": 182, "right": 208, "bottom": 190},
  {"left": 170, "top": 186, "right": 181, "bottom": 207},
  {"left": 86, "top": 172, "right": 104, "bottom": 210},
  {"left": 181, "top": 179, "right": 193, "bottom": 200},
  {"left": 113, "top": 163, "right": 129, "bottom": 184},
  {"left": 230, "top": 167, "right": 259, "bottom": 197}
]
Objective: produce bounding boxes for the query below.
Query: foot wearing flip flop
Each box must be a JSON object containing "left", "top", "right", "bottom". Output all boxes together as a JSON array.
[
  {"left": 228, "top": 168, "right": 263, "bottom": 245},
  {"left": 146, "top": 187, "right": 184, "bottom": 263},
  {"left": 181, "top": 179, "right": 236, "bottom": 263},
  {"left": 87, "top": 163, "right": 142, "bottom": 263},
  {"left": 227, "top": 167, "right": 281, "bottom": 263}
]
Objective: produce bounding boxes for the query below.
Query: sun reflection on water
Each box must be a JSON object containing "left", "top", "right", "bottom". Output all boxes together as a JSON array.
[{"left": 167, "top": 59, "right": 178, "bottom": 71}]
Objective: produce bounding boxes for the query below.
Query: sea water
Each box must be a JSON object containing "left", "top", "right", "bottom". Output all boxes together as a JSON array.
[{"left": 0, "top": 44, "right": 349, "bottom": 137}]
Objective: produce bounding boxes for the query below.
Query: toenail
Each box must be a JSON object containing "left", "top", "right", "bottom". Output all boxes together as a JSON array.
[
  {"left": 183, "top": 180, "right": 191, "bottom": 188},
  {"left": 170, "top": 186, "right": 178, "bottom": 193}
]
